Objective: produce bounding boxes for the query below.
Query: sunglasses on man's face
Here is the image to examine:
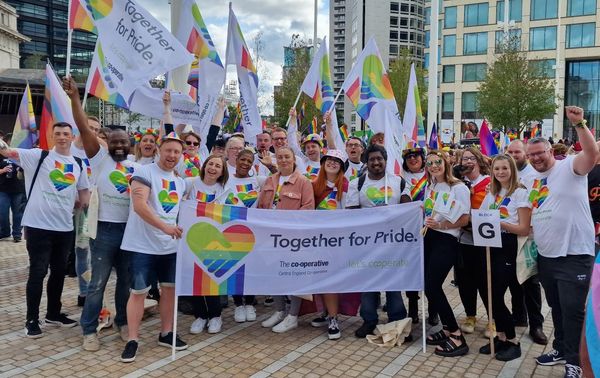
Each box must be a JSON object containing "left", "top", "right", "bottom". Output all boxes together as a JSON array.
[
  {"left": 426, "top": 159, "right": 443, "bottom": 167},
  {"left": 185, "top": 141, "right": 200, "bottom": 146}
]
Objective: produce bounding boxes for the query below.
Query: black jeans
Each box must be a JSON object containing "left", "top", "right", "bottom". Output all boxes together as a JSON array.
[
  {"left": 233, "top": 295, "right": 255, "bottom": 306},
  {"left": 192, "top": 296, "right": 222, "bottom": 319},
  {"left": 25, "top": 226, "right": 74, "bottom": 321},
  {"left": 509, "top": 273, "right": 544, "bottom": 329},
  {"left": 538, "top": 254, "right": 593, "bottom": 366},
  {"left": 456, "top": 243, "right": 488, "bottom": 317},
  {"left": 424, "top": 230, "right": 460, "bottom": 332}
]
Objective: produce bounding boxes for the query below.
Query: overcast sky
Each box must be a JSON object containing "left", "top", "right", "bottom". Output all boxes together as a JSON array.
[{"left": 137, "top": 0, "right": 330, "bottom": 115}]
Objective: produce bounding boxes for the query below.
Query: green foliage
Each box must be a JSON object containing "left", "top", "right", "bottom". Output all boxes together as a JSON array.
[
  {"left": 222, "top": 104, "right": 241, "bottom": 133},
  {"left": 22, "top": 53, "right": 46, "bottom": 69},
  {"left": 477, "top": 36, "right": 558, "bottom": 133},
  {"left": 388, "top": 49, "right": 428, "bottom": 119}
]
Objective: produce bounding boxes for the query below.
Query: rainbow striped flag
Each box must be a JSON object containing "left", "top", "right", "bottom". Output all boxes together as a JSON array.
[
  {"left": 479, "top": 119, "right": 498, "bottom": 156},
  {"left": 85, "top": 41, "right": 130, "bottom": 109},
  {"left": 310, "top": 117, "right": 319, "bottom": 135},
  {"left": 68, "top": 0, "right": 97, "bottom": 33},
  {"left": 40, "top": 64, "right": 77, "bottom": 150},
  {"left": 410, "top": 174, "right": 427, "bottom": 201},
  {"left": 233, "top": 103, "right": 242, "bottom": 132},
  {"left": 339, "top": 124, "right": 349, "bottom": 142},
  {"left": 11, "top": 84, "right": 37, "bottom": 149}
]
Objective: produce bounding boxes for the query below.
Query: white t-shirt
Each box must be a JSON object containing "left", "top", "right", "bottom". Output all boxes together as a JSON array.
[
  {"left": 304, "top": 159, "right": 321, "bottom": 181},
  {"left": 121, "top": 163, "right": 186, "bottom": 255},
  {"left": 176, "top": 153, "right": 202, "bottom": 178},
  {"left": 89, "top": 148, "right": 139, "bottom": 223},
  {"left": 316, "top": 181, "right": 347, "bottom": 210},
  {"left": 185, "top": 177, "right": 225, "bottom": 203},
  {"left": 529, "top": 156, "right": 595, "bottom": 257},
  {"left": 222, "top": 175, "right": 265, "bottom": 208},
  {"left": 70, "top": 144, "right": 93, "bottom": 183},
  {"left": 345, "top": 160, "right": 363, "bottom": 182},
  {"left": 18, "top": 148, "right": 90, "bottom": 232},
  {"left": 424, "top": 181, "right": 470, "bottom": 238},
  {"left": 128, "top": 154, "right": 154, "bottom": 166},
  {"left": 403, "top": 170, "right": 427, "bottom": 201},
  {"left": 518, "top": 163, "right": 537, "bottom": 189},
  {"left": 346, "top": 174, "right": 404, "bottom": 208},
  {"left": 481, "top": 187, "right": 530, "bottom": 226}
]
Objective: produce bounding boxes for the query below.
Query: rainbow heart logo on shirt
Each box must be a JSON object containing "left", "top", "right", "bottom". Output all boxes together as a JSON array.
[
  {"left": 366, "top": 186, "right": 393, "bottom": 206},
  {"left": 423, "top": 190, "right": 437, "bottom": 216},
  {"left": 317, "top": 190, "right": 338, "bottom": 210},
  {"left": 82, "top": 158, "right": 92, "bottom": 178},
  {"left": 49, "top": 161, "right": 75, "bottom": 191},
  {"left": 235, "top": 184, "right": 258, "bottom": 207},
  {"left": 159, "top": 179, "right": 178, "bottom": 213},
  {"left": 109, "top": 162, "right": 134, "bottom": 194},
  {"left": 225, "top": 193, "right": 239, "bottom": 205},
  {"left": 305, "top": 166, "right": 320, "bottom": 180},
  {"left": 186, "top": 222, "right": 255, "bottom": 284},
  {"left": 196, "top": 191, "right": 216, "bottom": 203},
  {"left": 529, "top": 178, "right": 549, "bottom": 209}
]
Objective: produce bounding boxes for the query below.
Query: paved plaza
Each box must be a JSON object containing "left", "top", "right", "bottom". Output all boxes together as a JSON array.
[{"left": 0, "top": 239, "right": 566, "bottom": 378}]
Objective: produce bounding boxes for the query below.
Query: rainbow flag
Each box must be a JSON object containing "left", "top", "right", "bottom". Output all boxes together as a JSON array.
[
  {"left": 530, "top": 124, "right": 539, "bottom": 138},
  {"left": 85, "top": 41, "right": 130, "bottom": 108},
  {"left": 410, "top": 174, "right": 427, "bottom": 201},
  {"left": 428, "top": 122, "right": 439, "bottom": 150},
  {"left": 11, "top": 84, "right": 37, "bottom": 149},
  {"left": 310, "top": 117, "right": 319, "bottom": 135},
  {"left": 339, "top": 124, "right": 349, "bottom": 142},
  {"left": 471, "top": 176, "right": 491, "bottom": 209},
  {"left": 233, "top": 103, "right": 242, "bottom": 132},
  {"left": 298, "top": 101, "right": 306, "bottom": 126},
  {"left": 479, "top": 119, "right": 498, "bottom": 156},
  {"left": 39, "top": 64, "right": 77, "bottom": 150},
  {"left": 403, "top": 63, "right": 426, "bottom": 148},
  {"left": 187, "top": 57, "right": 199, "bottom": 88},
  {"left": 583, "top": 252, "right": 600, "bottom": 377},
  {"left": 68, "top": 0, "right": 97, "bottom": 33}
]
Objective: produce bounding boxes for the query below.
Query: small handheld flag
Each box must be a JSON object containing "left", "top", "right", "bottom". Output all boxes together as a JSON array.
[
  {"left": 310, "top": 117, "right": 319, "bottom": 135},
  {"left": 428, "top": 122, "right": 439, "bottom": 150},
  {"left": 479, "top": 119, "right": 499, "bottom": 156}
]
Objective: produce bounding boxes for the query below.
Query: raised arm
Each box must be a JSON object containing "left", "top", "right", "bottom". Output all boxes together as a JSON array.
[
  {"left": 567, "top": 106, "right": 600, "bottom": 175},
  {"left": 324, "top": 111, "right": 337, "bottom": 150},
  {"left": 63, "top": 76, "right": 100, "bottom": 158},
  {"left": 287, "top": 107, "right": 304, "bottom": 158}
]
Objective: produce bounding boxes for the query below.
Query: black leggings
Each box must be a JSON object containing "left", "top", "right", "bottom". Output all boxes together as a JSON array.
[
  {"left": 424, "top": 230, "right": 460, "bottom": 332},
  {"left": 233, "top": 295, "right": 255, "bottom": 306},
  {"left": 456, "top": 243, "right": 488, "bottom": 317},
  {"left": 191, "top": 296, "right": 222, "bottom": 319}
]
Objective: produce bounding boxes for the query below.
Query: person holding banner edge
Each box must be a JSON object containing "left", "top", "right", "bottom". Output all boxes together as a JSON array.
[
  {"left": 478, "top": 154, "right": 530, "bottom": 361},
  {"left": 422, "top": 150, "right": 471, "bottom": 357},
  {"left": 528, "top": 106, "right": 598, "bottom": 378}
]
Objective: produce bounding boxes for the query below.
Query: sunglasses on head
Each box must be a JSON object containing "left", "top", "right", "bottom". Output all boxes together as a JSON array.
[
  {"left": 185, "top": 141, "right": 200, "bottom": 146},
  {"left": 426, "top": 159, "right": 443, "bottom": 167}
]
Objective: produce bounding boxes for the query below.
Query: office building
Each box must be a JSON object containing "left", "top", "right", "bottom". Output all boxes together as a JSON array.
[
  {"left": 426, "top": 0, "right": 600, "bottom": 140},
  {"left": 329, "top": 0, "right": 426, "bottom": 130},
  {"left": 0, "top": 1, "right": 30, "bottom": 68}
]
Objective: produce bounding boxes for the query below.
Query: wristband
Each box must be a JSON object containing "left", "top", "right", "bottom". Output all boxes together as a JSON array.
[{"left": 574, "top": 119, "right": 587, "bottom": 128}]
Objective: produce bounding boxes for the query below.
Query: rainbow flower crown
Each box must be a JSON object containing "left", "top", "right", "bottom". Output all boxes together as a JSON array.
[{"left": 134, "top": 128, "right": 159, "bottom": 143}]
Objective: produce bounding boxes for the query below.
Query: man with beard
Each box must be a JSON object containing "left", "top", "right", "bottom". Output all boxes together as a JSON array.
[
  {"left": 323, "top": 112, "right": 364, "bottom": 181},
  {"left": 63, "top": 77, "right": 139, "bottom": 351},
  {"left": 506, "top": 139, "right": 548, "bottom": 345},
  {"left": 257, "top": 126, "right": 306, "bottom": 175}
]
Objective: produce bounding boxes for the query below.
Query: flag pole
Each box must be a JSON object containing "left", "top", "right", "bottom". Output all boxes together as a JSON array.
[
  {"left": 171, "top": 294, "right": 179, "bottom": 361},
  {"left": 486, "top": 246, "right": 494, "bottom": 356},
  {"left": 82, "top": 92, "right": 88, "bottom": 111},
  {"left": 284, "top": 90, "right": 303, "bottom": 128},
  {"left": 326, "top": 87, "right": 344, "bottom": 117}
]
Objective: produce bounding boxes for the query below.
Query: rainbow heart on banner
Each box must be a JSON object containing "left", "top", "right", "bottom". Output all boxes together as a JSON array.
[{"left": 186, "top": 222, "right": 255, "bottom": 284}]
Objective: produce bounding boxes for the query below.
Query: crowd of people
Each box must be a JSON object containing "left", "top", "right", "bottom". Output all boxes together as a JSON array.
[{"left": 0, "top": 77, "right": 597, "bottom": 378}]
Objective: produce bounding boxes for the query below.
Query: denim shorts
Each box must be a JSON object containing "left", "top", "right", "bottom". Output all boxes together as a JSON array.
[{"left": 127, "top": 251, "right": 176, "bottom": 294}]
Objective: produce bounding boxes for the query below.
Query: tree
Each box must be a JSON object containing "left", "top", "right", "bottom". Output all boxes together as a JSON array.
[
  {"left": 388, "top": 49, "right": 428, "bottom": 120},
  {"left": 477, "top": 37, "right": 558, "bottom": 133},
  {"left": 22, "top": 53, "right": 46, "bottom": 69}
]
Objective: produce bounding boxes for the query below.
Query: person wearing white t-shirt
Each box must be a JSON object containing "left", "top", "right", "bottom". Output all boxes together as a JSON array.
[
  {"left": 323, "top": 112, "right": 364, "bottom": 182},
  {"left": 345, "top": 144, "right": 410, "bottom": 339},
  {"left": 256, "top": 127, "right": 306, "bottom": 176},
  {"left": 0, "top": 123, "right": 90, "bottom": 339},
  {"left": 479, "top": 155, "right": 531, "bottom": 362},
  {"left": 528, "top": 106, "right": 599, "bottom": 377},
  {"left": 421, "top": 150, "right": 470, "bottom": 357},
  {"left": 505, "top": 139, "right": 547, "bottom": 346},
  {"left": 287, "top": 107, "right": 323, "bottom": 180},
  {"left": 119, "top": 133, "right": 188, "bottom": 363},
  {"left": 64, "top": 76, "right": 138, "bottom": 351}
]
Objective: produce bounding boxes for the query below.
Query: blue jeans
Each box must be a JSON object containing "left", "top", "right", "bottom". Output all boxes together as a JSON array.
[
  {"left": 81, "top": 222, "right": 130, "bottom": 335},
  {"left": 360, "top": 291, "right": 407, "bottom": 325},
  {"left": 0, "top": 191, "right": 25, "bottom": 238}
]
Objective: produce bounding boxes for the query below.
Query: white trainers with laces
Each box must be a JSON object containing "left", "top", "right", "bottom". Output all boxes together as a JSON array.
[
  {"left": 208, "top": 316, "right": 223, "bottom": 334},
  {"left": 82, "top": 333, "right": 100, "bottom": 351},
  {"left": 272, "top": 314, "right": 298, "bottom": 333},
  {"left": 234, "top": 306, "right": 246, "bottom": 323},
  {"left": 261, "top": 311, "right": 286, "bottom": 328},
  {"left": 190, "top": 317, "right": 207, "bottom": 334},
  {"left": 245, "top": 305, "right": 257, "bottom": 321}
]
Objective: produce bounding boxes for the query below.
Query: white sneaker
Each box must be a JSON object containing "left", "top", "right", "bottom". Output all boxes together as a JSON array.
[
  {"left": 272, "top": 314, "right": 298, "bottom": 333},
  {"left": 207, "top": 317, "right": 223, "bottom": 334},
  {"left": 245, "top": 305, "right": 257, "bottom": 321},
  {"left": 82, "top": 333, "right": 100, "bottom": 351},
  {"left": 234, "top": 306, "right": 246, "bottom": 323},
  {"left": 261, "top": 311, "right": 286, "bottom": 328},
  {"left": 190, "top": 317, "right": 207, "bottom": 334}
]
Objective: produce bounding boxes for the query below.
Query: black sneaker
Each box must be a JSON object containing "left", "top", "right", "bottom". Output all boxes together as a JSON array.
[
  {"left": 24, "top": 320, "right": 43, "bottom": 338},
  {"left": 495, "top": 342, "right": 521, "bottom": 361},
  {"left": 479, "top": 336, "right": 504, "bottom": 355},
  {"left": 158, "top": 332, "right": 188, "bottom": 350},
  {"left": 428, "top": 313, "right": 439, "bottom": 326},
  {"left": 120, "top": 340, "right": 138, "bottom": 363},
  {"left": 13, "top": 236, "right": 21, "bottom": 243},
  {"left": 311, "top": 313, "right": 328, "bottom": 328},
  {"left": 147, "top": 288, "right": 160, "bottom": 302},
  {"left": 77, "top": 295, "right": 86, "bottom": 307},
  {"left": 264, "top": 296, "right": 274, "bottom": 307},
  {"left": 45, "top": 313, "right": 77, "bottom": 328},
  {"left": 536, "top": 349, "right": 566, "bottom": 366},
  {"left": 564, "top": 364, "right": 583, "bottom": 378},
  {"left": 354, "top": 322, "right": 376, "bottom": 338},
  {"left": 328, "top": 317, "right": 341, "bottom": 340}
]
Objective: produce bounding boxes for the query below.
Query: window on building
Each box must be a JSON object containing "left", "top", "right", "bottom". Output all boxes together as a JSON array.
[
  {"left": 21, "top": 40, "right": 48, "bottom": 55},
  {"left": 463, "top": 32, "right": 488, "bottom": 55},
  {"left": 53, "top": 9, "right": 68, "bottom": 24},
  {"left": 462, "top": 92, "right": 478, "bottom": 112},
  {"left": 497, "top": 0, "right": 523, "bottom": 22},
  {"left": 400, "top": 17, "right": 409, "bottom": 27},
  {"left": 400, "top": 31, "right": 408, "bottom": 41},
  {"left": 443, "top": 35, "right": 456, "bottom": 56},
  {"left": 529, "top": 26, "right": 557, "bottom": 50},
  {"left": 401, "top": 3, "right": 409, "bottom": 13},
  {"left": 53, "top": 29, "right": 68, "bottom": 41},
  {"left": 391, "top": 16, "right": 398, "bottom": 27},
  {"left": 445, "top": 6, "right": 457, "bottom": 28},
  {"left": 443, "top": 65, "right": 455, "bottom": 83},
  {"left": 531, "top": 0, "right": 558, "bottom": 20},
  {"left": 20, "top": 21, "right": 48, "bottom": 38},
  {"left": 568, "top": 0, "right": 596, "bottom": 15},
  {"left": 425, "top": 30, "right": 430, "bottom": 48},
  {"left": 14, "top": 3, "right": 48, "bottom": 18},
  {"left": 390, "top": 30, "right": 399, "bottom": 41},
  {"left": 442, "top": 93, "right": 455, "bottom": 113},
  {"left": 463, "top": 63, "right": 488, "bottom": 82},
  {"left": 424, "top": 53, "right": 429, "bottom": 67},
  {"left": 391, "top": 2, "right": 399, "bottom": 13},
  {"left": 566, "top": 23, "right": 595, "bottom": 48},
  {"left": 464, "top": 3, "right": 489, "bottom": 27},
  {"left": 425, "top": 7, "right": 431, "bottom": 25},
  {"left": 530, "top": 59, "right": 556, "bottom": 78},
  {"left": 390, "top": 44, "right": 399, "bottom": 56},
  {"left": 495, "top": 29, "right": 522, "bottom": 52}
]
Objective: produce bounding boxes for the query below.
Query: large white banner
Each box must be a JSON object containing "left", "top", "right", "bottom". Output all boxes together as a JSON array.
[
  {"left": 175, "top": 201, "right": 424, "bottom": 296},
  {"left": 128, "top": 85, "right": 201, "bottom": 127}
]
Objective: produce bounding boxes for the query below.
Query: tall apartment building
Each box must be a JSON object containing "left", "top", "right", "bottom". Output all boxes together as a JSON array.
[
  {"left": 330, "top": 0, "right": 426, "bottom": 130},
  {"left": 6, "top": 0, "right": 95, "bottom": 77},
  {"left": 426, "top": 0, "right": 600, "bottom": 141},
  {"left": 0, "top": 1, "right": 30, "bottom": 68}
]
